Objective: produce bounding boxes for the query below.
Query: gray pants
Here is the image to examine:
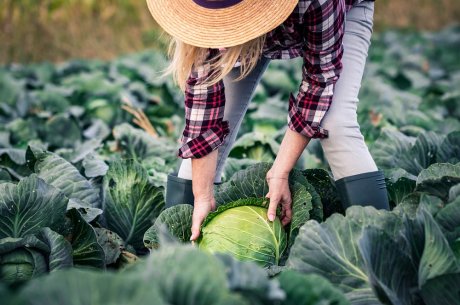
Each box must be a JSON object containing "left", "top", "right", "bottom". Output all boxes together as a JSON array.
[{"left": 178, "top": 1, "right": 377, "bottom": 183}]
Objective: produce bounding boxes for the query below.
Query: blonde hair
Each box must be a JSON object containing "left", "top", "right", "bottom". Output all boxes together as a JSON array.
[{"left": 161, "top": 34, "right": 267, "bottom": 92}]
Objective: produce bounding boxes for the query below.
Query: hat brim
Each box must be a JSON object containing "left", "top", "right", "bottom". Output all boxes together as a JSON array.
[{"left": 146, "top": 0, "right": 299, "bottom": 48}]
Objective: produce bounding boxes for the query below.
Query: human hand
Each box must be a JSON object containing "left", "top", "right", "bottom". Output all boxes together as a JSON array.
[
  {"left": 190, "top": 195, "right": 216, "bottom": 242},
  {"left": 265, "top": 168, "right": 292, "bottom": 226}
]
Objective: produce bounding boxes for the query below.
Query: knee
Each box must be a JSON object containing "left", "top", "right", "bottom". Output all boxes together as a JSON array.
[
  {"left": 320, "top": 117, "right": 363, "bottom": 140},
  {"left": 319, "top": 118, "right": 367, "bottom": 155}
]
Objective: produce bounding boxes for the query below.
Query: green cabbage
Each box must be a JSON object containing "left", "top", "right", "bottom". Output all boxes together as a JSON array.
[
  {"left": 0, "top": 228, "right": 73, "bottom": 284},
  {"left": 144, "top": 163, "right": 317, "bottom": 266},
  {"left": 198, "top": 198, "right": 287, "bottom": 267}
]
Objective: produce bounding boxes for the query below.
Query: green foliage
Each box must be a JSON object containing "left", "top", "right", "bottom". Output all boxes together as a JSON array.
[
  {"left": 0, "top": 26, "right": 460, "bottom": 304},
  {"left": 143, "top": 204, "right": 194, "bottom": 250},
  {"left": 0, "top": 228, "right": 73, "bottom": 284},
  {"left": 287, "top": 204, "right": 460, "bottom": 305},
  {"left": 277, "top": 270, "right": 349, "bottom": 305},
  {"left": 102, "top": 159, "right": 164, "bottom": 250},
  {"left": 0, "top": 175, "right": 68, "bottom": 239}
]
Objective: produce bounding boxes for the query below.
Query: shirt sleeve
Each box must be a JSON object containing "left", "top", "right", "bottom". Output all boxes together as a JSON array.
[
  {"left": 178, "top": 48, "right": 230, "bottom": 159},
  {"left": 287, "top": 0, "right": 345, "bottom": 138}
]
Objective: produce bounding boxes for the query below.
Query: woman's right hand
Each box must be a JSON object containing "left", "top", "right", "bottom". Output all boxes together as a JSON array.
[{"left": 190, "top": 195, "right": 216, "bottom": 242}]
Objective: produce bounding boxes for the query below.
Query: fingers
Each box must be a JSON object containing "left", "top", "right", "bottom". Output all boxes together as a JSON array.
[
  {"left": 190, "top": 209, "right": 204, "bottom": 241},
  {"left": 190, "top": 217, "right": 201, "bottom": 241},
  {"left": 281, "top": 205, "right": 292, "bottom": 226},
  {"left": 190, "top": 200, "right": 214, "bottom": 242},
  {"left": 281, "top": 194, "right": 292, "bottom": 226},
  {"left": 267, "top": 196, "right": 279, "bottom": 222}
]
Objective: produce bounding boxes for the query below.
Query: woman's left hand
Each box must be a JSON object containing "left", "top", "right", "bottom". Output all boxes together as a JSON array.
[{"left": 265, "top": 168, "right": 292, "bottom": 226}]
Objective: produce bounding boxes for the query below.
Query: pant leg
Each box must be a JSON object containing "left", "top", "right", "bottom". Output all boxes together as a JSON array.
[
  {"left": 178, "top": 56, "right": 271, "bottom": 183},
  {"left": 319, "top": 0, "right": 378, "bottom": 181}
]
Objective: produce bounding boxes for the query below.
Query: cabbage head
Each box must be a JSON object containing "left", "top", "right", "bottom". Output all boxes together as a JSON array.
[
  {"left": 0, "top": 228, "right": 73, "bottom": 284},
  {"left": 144, "top": 163, "right": 316, "bottom": 266},
  {"left": 197, "top": 198, "right": 287, "bottom": 267}
]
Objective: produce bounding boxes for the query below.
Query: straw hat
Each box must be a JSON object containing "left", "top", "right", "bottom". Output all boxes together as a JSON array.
[{"left": 146, "top": 0, "right": 299, "bottom": 48}]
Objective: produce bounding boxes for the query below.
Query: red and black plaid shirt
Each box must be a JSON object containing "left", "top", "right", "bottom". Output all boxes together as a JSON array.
[{"left": 179, "top": 0, "right": 372, "bottom": 159}]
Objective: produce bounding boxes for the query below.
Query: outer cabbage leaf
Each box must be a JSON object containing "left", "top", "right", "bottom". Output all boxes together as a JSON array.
[
  {"left": 386, "top": 177, "right": 416, "bottom": 208},
  {"left": 81, "top": 152, "right": 109, "bottom": 178},
  {"left": 26, "top": 146, "right": 101, "bottom": 209},
  {"left": 214, "top": 163, "right": 273, "bottom": 206},
  {"left": 437, "top": 131, "right": 460, "bottom": 164},
  {"left": 0, "top": 148, "right": 33, "bottom": 180},
  {"left": 214, "top": 253, "right": 285, "bottom": 304},
  {"left": 288, "top": 182, "right": 313, "bottom": 246},
  {"left": 94, "top": 227, "right": 125, "bottom": 265},
  {"left": 448, "top": 183, "right": 460, "bottom": 202},
  {"left": 287, "top": 204, "right": 459, "bottom": 305},
  {"left": 371, "top": 129, "right": 442, "bottom": 176},
  {"left": 112, "top": 123, "right": 177, "bottom": 165},
  {"left": 287, "top": 206, "right": 402, "bottom": 304},
  {"left": 358, "top": 227, "right": 420, "bottom": 305},
  {"left": 58, "top": 138, "right": 105, "bottom": 164},
  {"left": 0, "top": 168, "right": 11, "bottom": 181},
  {"left": 214, "top": 162, "right": 321, "bottom": 221},
  {"left": 229, "top": 132, "right": 280, "bottom": 162},
  {"left": 417, "top": 208, "right": 460, "bottom": 287},
  {"left": 102, "top": 159, "right": 164, "bottom": 249},
  {"left": 221, "top": 157, "right": 259, "bottom": 182},
  {"left": 418, "top": 206, "right": 460, "bottom": 305},
  {"left": 67, "top": 198, "right": 102, "bottom": 223},
  {"left": 43, "top": 114, "right": 81, "bottom": 148},
  {"left": 0, "top": 283, "right": 10, "bottom": 302},
  {"left": 277, "top": 270, "right": 349, "bottom": 305},
  {"left": 302, "top": 168, "right": 343, "bottom": 218},
  {"left": 143, "top": 204, "right": 193, "bottom": 250},
  {"left": 67, "top": 209, "right": 105, "bottom": 268},
  {"left": 16, "top": 268, "right": 165, "bottom": 305},
  {"left": 128, "top": 244, "right": 232, "bottom": 305},
  {"left": 416, "top": 163, "right": 460, "bottom": 201},
  {"left": 420, "top": 273, "right": 460, "bottom": 305},
  {"left": 435, "top": 197, "right": 460, "bottom": 242},
  {"left": 286, "top": 168, "right": 323, "bottom": 222},
  {"left": 0, "top": 174, "right": 68, "bottom": 238}
]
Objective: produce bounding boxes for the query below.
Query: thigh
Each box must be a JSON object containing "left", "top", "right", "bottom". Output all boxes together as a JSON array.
[
  {"left": 319, "top": 1, "right": 377, "bottom": 180},
  {"left": 178, "top": 56, "right": 271, "bottom": 181},
  {"left": 322, "top": 1, "right": 374, "bottom": 128},
  {"left": 221, "top": 56, "right": 271, "bottom": 128},
  {"left": 214, "top": 56, "right": 271, "bottom": 181}
]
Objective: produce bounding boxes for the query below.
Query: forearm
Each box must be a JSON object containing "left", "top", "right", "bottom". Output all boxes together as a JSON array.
[
  {"left": 191, "top": 149, "right": 218, "bottom": 200},
  {"left": 271, "top": 128, "right": 311, "bottom": 176}
]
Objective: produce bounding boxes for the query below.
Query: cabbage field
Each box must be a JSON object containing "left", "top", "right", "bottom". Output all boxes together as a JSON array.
[{"left": 1, "top": 26, "right": 460, "bottom": 305}]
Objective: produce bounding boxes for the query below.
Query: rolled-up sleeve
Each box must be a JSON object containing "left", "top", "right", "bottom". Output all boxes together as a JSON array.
[
  {"left": 178, "top": 49, "right": 230, "bottom": 159},
  {"left": 287, "top": 0, "right": 345, "bottom": 138}
]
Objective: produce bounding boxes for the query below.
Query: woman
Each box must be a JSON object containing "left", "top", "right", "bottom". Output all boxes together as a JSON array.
[{"left": 146, "top": 0, "right": 389, "bottom": 241}]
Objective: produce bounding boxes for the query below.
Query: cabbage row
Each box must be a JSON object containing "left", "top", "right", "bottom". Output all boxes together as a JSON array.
[{"left": 1, "top": 26, "right": 460, "bottom": 305}]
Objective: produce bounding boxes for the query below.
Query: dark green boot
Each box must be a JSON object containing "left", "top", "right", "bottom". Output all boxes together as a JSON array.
[
  {"left": 335, "top": 170, "right": 390, "bottom": 210},
  {"left": 165, "top": 173, "right": 223, "bottom": 209},
  {"left": 165, "top": 173, "right": 194, "bottom": 209}
]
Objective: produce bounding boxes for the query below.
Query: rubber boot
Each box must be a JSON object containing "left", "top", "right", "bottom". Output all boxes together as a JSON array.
[
  {"left": 165, "top": 173, "right": 223, "bottom": 209},
  {"left": 165, "top": 173, "right": 194, "bottom": 208},
  {"left": 335, "top": 170, "right": 390, "bottom": 210}
]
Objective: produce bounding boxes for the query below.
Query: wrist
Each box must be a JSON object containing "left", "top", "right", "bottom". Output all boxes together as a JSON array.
[
  {"left": 270, "top": 164, "right": 291, "bottom": 178},
  {"left": 194, "top": 192, "right": 214, "bottom": 202}
]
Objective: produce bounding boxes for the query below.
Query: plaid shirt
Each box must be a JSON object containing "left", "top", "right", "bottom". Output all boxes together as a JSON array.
[{"left": 179, "top": 0, "right": 371, "bottom": 159}]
